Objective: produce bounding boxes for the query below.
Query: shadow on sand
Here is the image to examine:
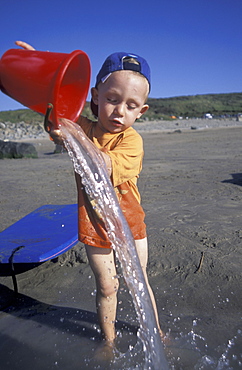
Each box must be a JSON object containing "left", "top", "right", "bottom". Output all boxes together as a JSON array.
[
  {"left": 222, "top": 173, "right": 242, "bottom": 186},
  {"left": 0, "top": 283, "right": 139, "bottom": 369}
]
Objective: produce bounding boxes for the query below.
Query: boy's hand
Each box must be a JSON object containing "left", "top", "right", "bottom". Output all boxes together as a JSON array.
[
  {"left": 15, "top": 41, "right": 35, "bottom": 51},
  {"left": 49, "top": 128, "right": 64, "bottom": 146}
]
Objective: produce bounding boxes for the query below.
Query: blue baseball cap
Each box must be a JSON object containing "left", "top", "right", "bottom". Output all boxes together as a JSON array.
[{"left": 91, "top": 52, "right": 151, "bottom": 116}]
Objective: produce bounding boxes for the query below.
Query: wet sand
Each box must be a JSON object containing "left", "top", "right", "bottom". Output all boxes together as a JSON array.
[{"left": 1, "top": 120, "right": 242, "bottom": 369}]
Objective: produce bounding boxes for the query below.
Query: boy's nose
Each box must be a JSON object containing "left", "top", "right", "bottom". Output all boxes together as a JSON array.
[{"left": 114, "top": 103, "right": 125, "bottom": 116}]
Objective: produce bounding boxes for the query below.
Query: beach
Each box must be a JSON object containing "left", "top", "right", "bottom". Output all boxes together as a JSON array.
[{"left": 0, "top": 119, "right": 242, "bottom": 369}]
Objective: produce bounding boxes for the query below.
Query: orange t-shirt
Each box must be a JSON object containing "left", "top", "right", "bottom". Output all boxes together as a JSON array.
[{"left": 75, "top": 116, "right": 146, "bottom": 248}]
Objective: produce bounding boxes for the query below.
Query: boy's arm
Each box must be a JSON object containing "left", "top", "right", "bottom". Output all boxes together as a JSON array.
[
  {"left": 51, "top": 128, "right": 112, "bottom": 175},
  {"left": 100, "top": 148, "right": 112, "bottom": 177},
  {"left": 15, "top": 41, "right": 112, "bottom": 176},
  {"left": 49, "top": 128, "right": 112, "bottom": 176},
  {"left": 106, "top": 131, "right": 143, "bottom": 187}
]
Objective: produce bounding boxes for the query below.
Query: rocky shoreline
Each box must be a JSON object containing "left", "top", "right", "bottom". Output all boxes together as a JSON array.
[
  {"left": 0, "top": 121, "right": 46, "bottom": 141},
  {"left": 0, "top": 121, "right": 46, "bottom": 158},
  {"left": 0, "top": 117, "right": 240, "bottom": 159},
  {"left": 134, "top": 117, "right": 241, "bottom": 132},
  {"left": 0, "top": 117, "right": 241, "bottom": 142}
]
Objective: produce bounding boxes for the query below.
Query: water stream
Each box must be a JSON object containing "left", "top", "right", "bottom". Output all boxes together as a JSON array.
[{"left": 59, "top": 118, "right": 168, "bottom": 369}]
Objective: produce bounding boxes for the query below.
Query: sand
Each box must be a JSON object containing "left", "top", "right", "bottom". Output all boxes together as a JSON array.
[{"left": 0, "top": 119, "right": 242, "bottom": 369}]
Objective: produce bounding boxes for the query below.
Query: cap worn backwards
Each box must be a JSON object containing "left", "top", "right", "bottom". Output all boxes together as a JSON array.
[{"left": 91, "top": 52, "right": 151, "bottom": 116}]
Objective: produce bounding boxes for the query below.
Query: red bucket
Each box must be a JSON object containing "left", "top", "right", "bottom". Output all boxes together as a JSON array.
[{"left": 0, "top": 48, "right": 91, "bottom": 128}]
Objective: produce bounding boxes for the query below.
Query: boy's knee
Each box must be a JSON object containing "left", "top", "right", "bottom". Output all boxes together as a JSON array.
[{"left": 98, "top": 277, "right": 119, "bottom": 298}]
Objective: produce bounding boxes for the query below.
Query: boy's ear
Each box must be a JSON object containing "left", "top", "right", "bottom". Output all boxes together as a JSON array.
[
  {"left": 91, "top": 87, "right": 99, "bottom": 105},
  {"left": 137, "top": 104, "right": 149, "bottom": 119}
]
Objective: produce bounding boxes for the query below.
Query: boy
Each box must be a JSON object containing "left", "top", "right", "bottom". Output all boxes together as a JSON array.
[{"left": 16, "top": 41, "right": 164, "bottom": 358}]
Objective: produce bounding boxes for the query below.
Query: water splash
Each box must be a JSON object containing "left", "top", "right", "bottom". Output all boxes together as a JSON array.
[
  {"left": 59, "top": 118, "right": 168, "bottom": 369},
  {"left": 164, "top": 315, "right": 242, "bottom": 369}
]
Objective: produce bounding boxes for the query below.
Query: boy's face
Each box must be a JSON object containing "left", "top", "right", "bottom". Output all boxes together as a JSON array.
[{"left": 91, "top": 70, "right": 149, "bottom": 134}]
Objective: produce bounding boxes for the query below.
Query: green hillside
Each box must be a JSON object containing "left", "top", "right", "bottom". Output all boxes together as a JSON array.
[
  {"left": 0, "top": 92, "right": 241, "bottom": 122},
  {"left": 0, "top": 102, "right": 93, "bottom": 123},
  {"left": 145, "top": 92, "right": 242, "bottom": 120}
]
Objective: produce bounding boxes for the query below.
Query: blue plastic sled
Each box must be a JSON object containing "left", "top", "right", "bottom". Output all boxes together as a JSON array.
[{"left": 0, "top": 204, "right": 79, "bottom": 264}]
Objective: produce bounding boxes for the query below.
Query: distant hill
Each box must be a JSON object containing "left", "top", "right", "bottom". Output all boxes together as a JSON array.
[
  {"left": 146, "top": 92, "right": 242, "bottom": 120},
  {"left": 0, "top": 92, "right": 241, "bottom": 122},
  {"left": 0, "top": 102, "right": 94, "bottom": 123}
]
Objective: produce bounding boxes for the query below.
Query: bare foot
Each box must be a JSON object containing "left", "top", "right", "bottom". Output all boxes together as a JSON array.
[
  {"left": 160, "top": 329, "right": 172, "bottom": 347},
  {"left": 94, "top": 340, "right": 116, "bottom": 363}
]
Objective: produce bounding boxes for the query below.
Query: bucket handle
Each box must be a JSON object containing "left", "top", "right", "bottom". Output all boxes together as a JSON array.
[{"left": 44, "top": 103, "right": 54, "bottom": 133}]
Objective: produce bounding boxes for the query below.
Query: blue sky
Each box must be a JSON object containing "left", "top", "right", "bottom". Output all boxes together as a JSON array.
[{"left": 0, "top": 0, "right": 241, "bottom": 111}]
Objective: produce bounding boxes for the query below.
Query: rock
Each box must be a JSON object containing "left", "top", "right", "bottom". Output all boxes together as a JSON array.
[
  {"left": 54, "top": 144, "right": 66, "bottom": 154},
  {"left": 173, "top": 129, "right": 182, "bottom": 134},
  {"left": 0, "top": 140, "right": 38, "bottom": 159},
  {"left": 0, "top": 121, "right": 46, "bottom": 141}
]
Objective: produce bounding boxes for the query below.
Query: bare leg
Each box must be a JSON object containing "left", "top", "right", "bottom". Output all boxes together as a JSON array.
[
  {"left": 135, "top": 238, "right": 164, "bottom": 338},
  {"left": 85, "top": 245, "right": 119, "bottom": 344}
]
